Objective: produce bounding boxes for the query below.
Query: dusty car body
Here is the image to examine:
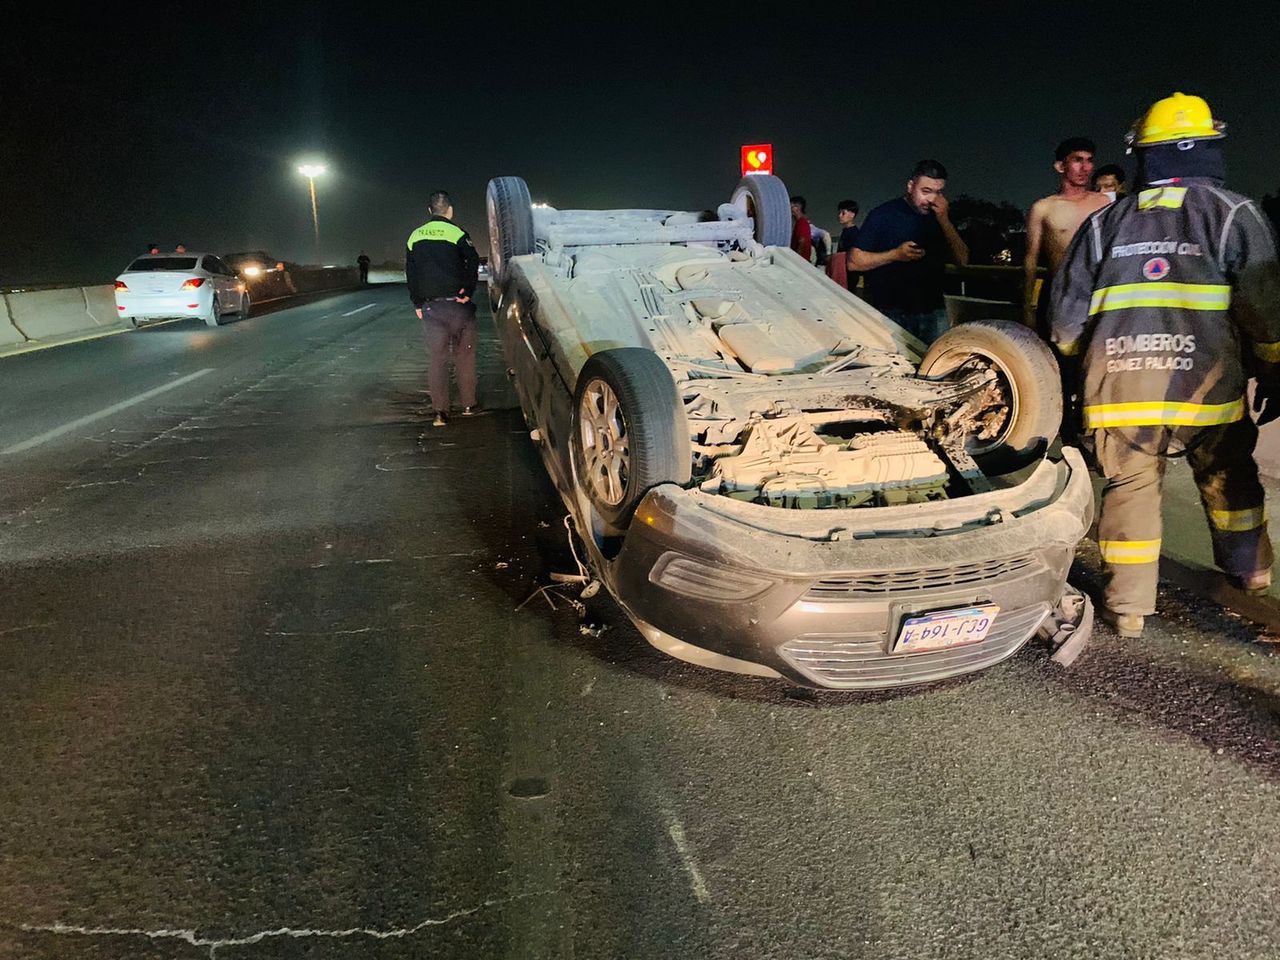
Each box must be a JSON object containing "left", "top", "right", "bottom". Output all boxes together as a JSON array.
[{"left": 486, "top": 174, "right": 1091, "bottom": 689}]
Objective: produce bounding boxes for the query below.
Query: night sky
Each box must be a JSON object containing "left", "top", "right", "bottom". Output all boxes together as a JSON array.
[{"left": 3, "top": 1, "right": 1279, "bottom": 285}]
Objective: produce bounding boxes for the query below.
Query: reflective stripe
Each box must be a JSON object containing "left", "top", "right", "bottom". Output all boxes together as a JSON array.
[
  {"left": 1099, "top": 539, "right": 1162, "bottom": 564},
  {"left": 1058, "top": 339, "right": 1081, "bottom": 357},
  {"left": 1138, "top": 186, "right": 1188, "bottom": 210},
  {"left": 1089, "top": 282, "right": 1231, "bottom": 315},
  {"left": 1209, "top": 506, "right": 1267, "bottom": 532},
  {"left": 1253, "top": 340, "right": 1280, "bottom": 362},
  {"left": 1082, "top": 398, "right": 1245, "bottom": 428},
  {"left": 406, "top": 221, "right": 465, "bottom": 249}
]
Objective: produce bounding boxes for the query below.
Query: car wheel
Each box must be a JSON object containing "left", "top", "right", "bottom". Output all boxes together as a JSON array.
[
  {"left": 237, "top": 291, "right": 251, "bottom": 320},
  {"left": 729, "top": 174, "right": 792, "bottom": 248},
  {"left": 918, "top": 319, "right": 1062, "bottom": 475},
  {"left": 205, "top": 296, "right": 222, "bottom": 328},
  {"left": 571, "top": 348, "right": 692, "bottom": 531},
  {"left": 486, "top": 176, "right": 535, "bottom": 288}
]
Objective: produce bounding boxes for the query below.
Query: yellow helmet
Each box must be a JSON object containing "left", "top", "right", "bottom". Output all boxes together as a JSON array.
[{"left": 1127, "top": 92, "right": 1227, "bottom": 149}]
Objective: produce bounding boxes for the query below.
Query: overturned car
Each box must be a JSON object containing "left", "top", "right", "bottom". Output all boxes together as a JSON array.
[{"left": 486, "top": 174, "right": 1092, "bottom": 689}]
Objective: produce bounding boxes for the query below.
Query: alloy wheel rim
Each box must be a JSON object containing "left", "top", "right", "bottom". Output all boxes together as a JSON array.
[{"left": 579, "top": 379, "right": 630, "bottom": 507}]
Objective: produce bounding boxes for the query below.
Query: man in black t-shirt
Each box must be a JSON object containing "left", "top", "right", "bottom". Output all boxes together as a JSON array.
[
  {"left": 849, "top": 159, "right": 969, "bottom": 344},
  {"left": 835, "top": 199, "right": 860, "bottom": 254}
]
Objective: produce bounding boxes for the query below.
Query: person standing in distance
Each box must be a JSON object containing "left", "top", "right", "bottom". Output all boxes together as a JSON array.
[
  {"left": 1051, "top": 93, "right": 1280, "bottom": 638},
  {"left": 789, "top": 195, "right": 813, "bottom": 262},
  {"left": 406, "top": 190, "right": 480, "bottom": 427},
  {"left": 1094, "top": 163, "right": 1127, "bottom": 199},
  {"left": 357, "top": 251, "right": 371, "bottom": 285},
  {"left": 829, "top": 199, "right": 861, "bottom": 290},
  {"left": 835, "top": 199, "right": 861, "bottom": 255},
  {"left": 849, "top": 160, "right": 969, "bottom": 344},
  {"left": 1024, "top": 137, "right": 1111, "bottom": 335}
]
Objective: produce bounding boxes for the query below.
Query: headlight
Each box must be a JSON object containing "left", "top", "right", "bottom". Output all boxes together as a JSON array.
[
  {"left": 648, "top": 552, "right": 775, "bottom": 601},
  {"left": 243, "top": 266, "right": 262, "bottom": 277}
]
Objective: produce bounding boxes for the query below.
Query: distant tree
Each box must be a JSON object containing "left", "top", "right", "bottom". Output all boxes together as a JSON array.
[{"left": 948, "top": 195, "right": 1028, "bottom": 265}]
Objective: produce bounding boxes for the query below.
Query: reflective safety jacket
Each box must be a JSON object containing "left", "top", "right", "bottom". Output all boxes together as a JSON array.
[
  {"left": 405, "top": 215, "right": 479, "bottom": 307},
  {"left": 1050, "top": 180, "right": 1280, "bottom": 431}
]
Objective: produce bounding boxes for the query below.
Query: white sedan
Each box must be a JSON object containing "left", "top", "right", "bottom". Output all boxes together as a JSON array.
[{"left": 114, "top": 253, "right": 250, "bottom": 328}]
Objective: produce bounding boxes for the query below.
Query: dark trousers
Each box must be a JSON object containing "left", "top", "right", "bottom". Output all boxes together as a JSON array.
[
  {"left": 421, "top": 299, "right": 477, "bottom": 411},
  {"left": 1095, "top": 417, "right": 1272, "bottom": 614}
]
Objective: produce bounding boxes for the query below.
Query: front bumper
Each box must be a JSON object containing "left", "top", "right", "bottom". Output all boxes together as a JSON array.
[{"left": 606, "top": 448, "right": 1094, "bottom": 689}]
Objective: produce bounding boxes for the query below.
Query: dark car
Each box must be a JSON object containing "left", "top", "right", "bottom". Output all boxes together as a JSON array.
[{"left": 222, "top": 251, "right": 297, "bottom": 299}]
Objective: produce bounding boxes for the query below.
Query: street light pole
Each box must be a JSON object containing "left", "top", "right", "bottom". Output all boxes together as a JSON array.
[
  {"left": 307, "top": 177, "right": 319, "bottom": 246},
  {"left": 297, "top": 162, "right": 327, "bottom": 260}
]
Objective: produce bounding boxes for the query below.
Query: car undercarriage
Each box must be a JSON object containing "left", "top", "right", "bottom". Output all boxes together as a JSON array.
[{"left": 485, "top": 174, "right": 1092, "bottom": 687}]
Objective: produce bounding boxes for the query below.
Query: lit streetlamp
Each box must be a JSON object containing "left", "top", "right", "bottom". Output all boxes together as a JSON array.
[{"left": 297, "top": 162, "right": 327, "bottom": 256}]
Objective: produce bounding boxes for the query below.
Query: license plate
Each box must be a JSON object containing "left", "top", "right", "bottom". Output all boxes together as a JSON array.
[{"left": 894, "top": 604, "right": 1000, "bottom": 653}]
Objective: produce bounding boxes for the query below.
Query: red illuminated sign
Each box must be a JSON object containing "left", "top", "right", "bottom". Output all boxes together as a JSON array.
[{"left": 741, "top": 143, "right": 773, "bottom": 177}]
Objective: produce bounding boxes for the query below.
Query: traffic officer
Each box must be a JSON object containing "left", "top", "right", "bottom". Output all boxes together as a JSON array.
[
  {"left": 406, "top": 190, "right": 480, "bottom": 427},
  {"left": 1051, "top": 93, "right": 1280, "bottom": 637}
]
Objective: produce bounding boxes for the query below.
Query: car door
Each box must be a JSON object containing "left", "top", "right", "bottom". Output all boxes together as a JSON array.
[
  {"left": 205, "top": 256, "right": 234, "bottom": 311},
  {"left": 198, "top": 256, "right": 221, "bottom": 311},
  {"left": 216, "top": 258, "right": 241, "bottom": 309}
]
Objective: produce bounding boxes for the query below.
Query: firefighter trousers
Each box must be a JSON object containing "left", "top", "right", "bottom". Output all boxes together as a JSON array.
[{"left": 1095, "top": 417, "right": 1273, "bottom": 615}]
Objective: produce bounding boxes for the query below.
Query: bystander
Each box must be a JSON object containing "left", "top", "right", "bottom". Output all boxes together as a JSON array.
[{"left": 849, "top": 160, "right": 969, "bottom": 343}]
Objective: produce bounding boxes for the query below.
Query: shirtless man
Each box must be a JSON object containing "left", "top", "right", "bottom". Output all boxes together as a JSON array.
[{"left": 1023, "top": 137, "right": 1111, "bottom": 334}]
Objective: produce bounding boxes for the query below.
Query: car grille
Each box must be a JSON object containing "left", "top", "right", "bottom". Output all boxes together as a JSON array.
[
  {"left": 779, "top": 602, "right": 1050, "bottom": 689},
  {"left": 804, "top": 553, "right": 1042, "bottom": 599}
]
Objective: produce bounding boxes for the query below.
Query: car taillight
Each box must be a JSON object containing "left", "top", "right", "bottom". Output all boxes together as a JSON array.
[
  {"left": 114, "top": 280, "right": 129, "bottom": 291},
  {"left": 180, "top": 278, "right": 207, "bottom": 290}
]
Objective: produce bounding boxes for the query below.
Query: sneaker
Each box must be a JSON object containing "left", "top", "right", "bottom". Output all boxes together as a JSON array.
[
  {"left": 1240, "top": 571, "right": 1272, "bottom": 595},
  {"left": 1101, "top": 608, "right": 1144, "bottom": 638},
  {"left": 432, "top": 411, "right": 449, "bottom": 427},
  {"left": 461, "top": 406, "right": 479, "bottom": 417}
]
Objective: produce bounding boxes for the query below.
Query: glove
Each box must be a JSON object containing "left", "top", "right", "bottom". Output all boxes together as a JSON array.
[{"left": 1253, "top": 378, "right": 1280, "bottom": 426}]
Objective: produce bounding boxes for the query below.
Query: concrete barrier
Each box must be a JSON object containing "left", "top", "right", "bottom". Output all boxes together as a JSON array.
[
  {"left": 82, "top": 285, "right": 119, "bottom": 326},
  {"left": 945, "top": 294, "right": 1022, "bottom": 327},
  {"left": 291, "top": 266, "right": 361, "bottom": 294},
  {"left": 0, "top": 296, "right": 27, "bottom": 346},
  {"left": 6, "top": 288, "right": 103, "bottom": 340}
]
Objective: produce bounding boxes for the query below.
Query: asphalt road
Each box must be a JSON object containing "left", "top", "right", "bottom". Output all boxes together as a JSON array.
[{"left": 1, "top": 285, "right": 1279, "bottom": 959}]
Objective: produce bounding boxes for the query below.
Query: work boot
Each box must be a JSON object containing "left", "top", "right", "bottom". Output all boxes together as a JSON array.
[
  {"left": 1240, "top": 571, "right": 1272, "bottom": 596},
  {"left": 1102, "top": 608, "right": 1145, "bottom": 638},
  {"left": 432, "top": 411, "right": 449, "bottom": 428}
]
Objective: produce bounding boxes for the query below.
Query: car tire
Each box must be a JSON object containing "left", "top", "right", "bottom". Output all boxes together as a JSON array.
[
  {"left": 571, "top": 348, "right": 692, "bottom": 531},
  {"left": 486, "top": 176, "right": 535, "bottom": 288},
  {"left": 729, "top": 174, "right": 792, "bottom": 248},
  {"left": 237, "top": 291, "right": 251, "bottom": 320},
  {"left": 918, "top": 319, "right": 1062, "bottom": 475},
  {"left": 205, "top": 296, "right": 222, "bottom": 328}
]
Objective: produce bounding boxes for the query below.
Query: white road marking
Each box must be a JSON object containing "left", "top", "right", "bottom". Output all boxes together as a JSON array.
[
  {"left": 342, "top": 303, "right": 376, "bottom": 316},
  {"left": 2, "top": 368, "right": 214, "bottom": 455},
  {"left": 662, "top": 807, "right": 711, "bottom": 903}
]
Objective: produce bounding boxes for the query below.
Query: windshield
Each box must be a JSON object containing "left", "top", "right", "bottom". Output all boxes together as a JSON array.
[{"left": 127, "top": 257, "right": 199, "bottom": 271}]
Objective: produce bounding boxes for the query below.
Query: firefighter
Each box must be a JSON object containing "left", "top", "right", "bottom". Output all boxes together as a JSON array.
[{"left": 1051, "top": 93, "right": 1280, "bottom": 638}]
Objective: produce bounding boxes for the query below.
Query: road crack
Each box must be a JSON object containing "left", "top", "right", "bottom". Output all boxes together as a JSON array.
[{"left": 16, "top": 889, "right": 551, "bottom": 958}]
